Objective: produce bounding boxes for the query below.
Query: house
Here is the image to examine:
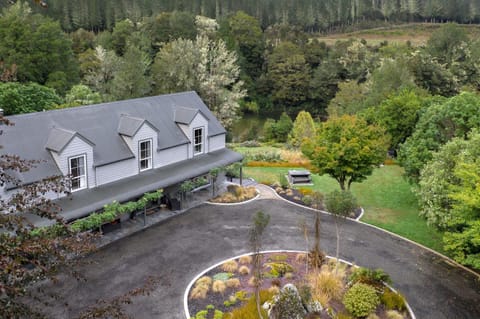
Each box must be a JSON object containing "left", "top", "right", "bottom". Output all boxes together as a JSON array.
[{"left": 0, "top": 91, "right": 243, "bottom": 225}]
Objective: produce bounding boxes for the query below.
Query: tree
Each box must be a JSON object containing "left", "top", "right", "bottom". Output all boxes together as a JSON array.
[
  {"left": 325, "top": 190, "right": 357, "bottom": 272},
  {"left": 327, "top": 80, "right": 368, "bottom": 118},
  {"left": 408, "top": 50, "right": 459, "bottom": 97},
  {"left": 365, "top": 88, "right": 428, "bottom": 151},
  {"left": 0, "top": 2, "right": 79, "bottom": 89},
  {"left": 64, "top": 84, "right": 102, "bottom": 107},
  {"left": 417, "top": 130, "right": 480, "bottom": 269},
  {"left": 249, "top": 211, "right": 270, "bottom": 319},
  {"left": 110, "top": 19, "right": 135, "bottom": 56},
  {"left": 398, "top": 92, "right": 480, "bottom": 181},
  {"left": 110, "top": 45, "right": 151, "bottom": 100},
  {"left": 0, "top": 82, "right": 62, "bottom": 115},
  {"left": 266, "top": 41, "right": 311, "bottom": 109},
  {"left": 0, "top": 115, "right": 95, "bottom": 317},
  {"left": 427, "top": 23, "right": 469, "bottom": 64},
  {"left": 223, "top": 11, "right": 265, "bottom": 81},
  {"left": 152, "top": 36, "right": 245, "bottom": 129},
  {"left": 417, "top": 136, "right": 469, "bottom": 228},
  {"left": 363, "top": 58, "right": 417, "bottom": 109},
  {"left": 302, "top": 115, "right": 389, "bottom": 190},
  {"left": 82, "top": 46, "right": 120, "bottom": 100},
  {"left": 288, "top": 110, "right": 316, "bottom": 148}
]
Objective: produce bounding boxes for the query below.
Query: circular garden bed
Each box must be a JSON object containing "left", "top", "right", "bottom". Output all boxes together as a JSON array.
[{"left": 186, "top": 251, "right": 413, "bottom": 319}]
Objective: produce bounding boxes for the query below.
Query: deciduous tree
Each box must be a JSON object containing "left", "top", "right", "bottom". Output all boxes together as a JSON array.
[
  {"left": 0, "top": 2, "right": 79, "bottom": 90},
  {"left": 288, "top": 110, "right": 316, "bottom": 148},
  {"left": 152, "top": 36, "right": 245, "bottom": 129},
  {"left": 302, "top": 115, "right": 389, "bottom": 190},
  {"left": 0, "top": 82, "right": 62, "bottom": 115},
  {"left": 398, "top": 92, "right": 480, "bottom": 181},
  {"left": 0, "top": 115, "right": 95, "bottom": 317}
]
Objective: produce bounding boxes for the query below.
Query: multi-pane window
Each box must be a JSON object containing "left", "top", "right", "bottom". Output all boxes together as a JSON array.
[
  {"left": 139, "top": 139, "right": 152, "bottom": 171},
  {"left": 194, "top": 127, "right": 203, "bottom": 155},
  {"left": 69, "top": 155, "right": 86, "bottom": 191}
]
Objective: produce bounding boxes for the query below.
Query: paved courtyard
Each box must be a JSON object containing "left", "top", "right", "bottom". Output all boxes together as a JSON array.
[{"left": 41, "top": 192, "right": 480, "bottom": 319}]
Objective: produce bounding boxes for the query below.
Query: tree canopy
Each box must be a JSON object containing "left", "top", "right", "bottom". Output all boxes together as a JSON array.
[
  {"left": 398, "top": 92, "right": 480, "bottom": 181},
  {"left": 302, "top": 115, "right": 389, "bottom": 190},
  {"left": 417, "top": 130, "right": 480, "bottom": 269},
  {"left": 0, "top": 2, "right": 79, "bottom": 92},
  {"left": 0, "top": 82, "right": 62, "bottom": 115}
]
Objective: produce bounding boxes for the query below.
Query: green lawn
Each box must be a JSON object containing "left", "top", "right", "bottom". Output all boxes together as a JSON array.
[{"left": 243, "top": 165, "right": 445, "bottom": 253}]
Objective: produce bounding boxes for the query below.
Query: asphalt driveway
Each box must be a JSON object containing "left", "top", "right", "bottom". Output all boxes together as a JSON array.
[{"left": 42, "top": 198, "right": 480, "bottom": 319}]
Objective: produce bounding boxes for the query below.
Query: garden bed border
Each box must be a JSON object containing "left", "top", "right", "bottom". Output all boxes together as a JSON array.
[{"left": 184, "top": 250, "right": 416, "bottom": 319}]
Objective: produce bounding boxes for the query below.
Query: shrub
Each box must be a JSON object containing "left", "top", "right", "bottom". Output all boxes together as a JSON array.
[
  {"left": 239, "top": 255, "right": 252, "bottom": 265},
  {"left": 279, "top": 174, "right": 289, "bottom": 188},
  {"left": 221, "top": 260, "right": 239, "bottom": 273},
  {"left": 343, "top": 283, "right": 380, "bottom": 318},
  {"left": 349, "top": 267, "right": 392, "bottom": 287},
  {"left": 238, "top": 265, "right": 250, "bottom": 276},
  {"left": 195, "top": 276, "right": 212, "bottom": 287},
  {"left": 212, "top": 280, "right": 227, "bottom": 294},
  {"left": 271, "top": 278, "right": 282, "bottom": 287},
  {"left": 381, "top": 289, "right": 406, "bottom": 311},
  {"left": 298, "top": 188, "right": 313, "bottom": 196},
  {"left": 386, "top": 310, "right": 404, "bottom": 319},
  {"left": 248, "top": 276, "right": 261, "bottom": 287},
  {"left": 269, "top": 253, "right": 288, "bottom": 262},
  {"left": 213, "top": 272, "right": 233, "bottom": 281},
  {"left": 308, "top": 269, "right": 344, "bottom": 303},
  {"left": 268, "top": 285, "right": 280, "bottom": 294},
  {"left": 190, "top": 284, "right": 209, "bottom": 300},
  {"left": 225, "top": 278, "right": 240, "bottom": 288},
  {"left": 264, "top": 262, "right": 294, "bottom": 278},
  {"left": 228, "top": 290, "right": 274, "bottom": 319},
  {"left": 303, "top": 195, "right": 313, "bottom": 206}
]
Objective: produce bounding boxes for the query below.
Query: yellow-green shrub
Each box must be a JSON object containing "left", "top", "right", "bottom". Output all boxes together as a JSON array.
[{"left": 343, "top": 283, "right": 380, "bottom": 318}]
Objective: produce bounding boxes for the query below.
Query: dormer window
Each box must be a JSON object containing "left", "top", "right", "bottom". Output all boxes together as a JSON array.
[
  {"left": 139, "top": 139, "right": 152, "bottom": 171},
  {"left": 69, "top": 155, "right": 87, "bottom": 191},
  {"left": 194, "top": 127, "right": 204, "bottom": 155}
]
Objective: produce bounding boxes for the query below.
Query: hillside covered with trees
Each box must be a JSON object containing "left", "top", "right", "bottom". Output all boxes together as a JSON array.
[{"left": 2, "top": 0, "right": 480, "bottom": 32}]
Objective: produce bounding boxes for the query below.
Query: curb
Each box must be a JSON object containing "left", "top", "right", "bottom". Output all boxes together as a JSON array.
[
  {"left": 184, "top": 250, "right": 416, "bottom": 319},
  {"left": 258, "top": 184, "right": 480, "bottom": 280}
]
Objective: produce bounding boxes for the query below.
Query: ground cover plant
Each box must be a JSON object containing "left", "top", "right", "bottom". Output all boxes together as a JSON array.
[{"left": 187, "top": 252, "right": 411, "bottom": 319}]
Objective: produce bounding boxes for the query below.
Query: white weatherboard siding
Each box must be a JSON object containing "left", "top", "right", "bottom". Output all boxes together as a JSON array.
[
  {"left": 131, "top": 123, "right": 158, "bottom": 171},
  {"left": 96, "top": 159, "right": 137, "bottom": 186},
  {"left": 155, "top": 144, "right": 189, "bottom": 167},
  {"left": 208, "top": 134, "right": 225, "bottom": 152},
  {"left": 189, "top": 113, "right": 209, "bottom": 157},
  {"left": 55, "top": 136, "right": 95, "bottom": 189}
]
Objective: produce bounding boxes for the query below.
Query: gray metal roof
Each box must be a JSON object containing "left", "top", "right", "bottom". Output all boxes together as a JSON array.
[
  {"left": 174, "top": 106, "right": 199, "bottom": 125},
  {"left": 45, "top": 127, "right": 95, "bottom": 153},
  {"left": 2, "top": 92, "right": 227, "bottom": 184},
  {"left": 27, "top": 148, "right": 243, "bottom": 226}
]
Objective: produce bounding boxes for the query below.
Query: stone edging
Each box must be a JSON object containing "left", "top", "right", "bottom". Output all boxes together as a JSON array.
[
  {"left": 259, "top": 184, "right": 480, "bottom": 280},
  {"left": 184, "top": 250, "right": 416, "bottom": 319}
]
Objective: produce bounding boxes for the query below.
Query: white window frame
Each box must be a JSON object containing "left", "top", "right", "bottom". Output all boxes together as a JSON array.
[
  {"left": 193, "top": 127, "right": 204, "bottom": 155},
  {"left": 69, "top": 154, "right": 87, "bottom": 192},
  {"left": 139, "top": 139, "right": 153, "bottom": 171}
]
